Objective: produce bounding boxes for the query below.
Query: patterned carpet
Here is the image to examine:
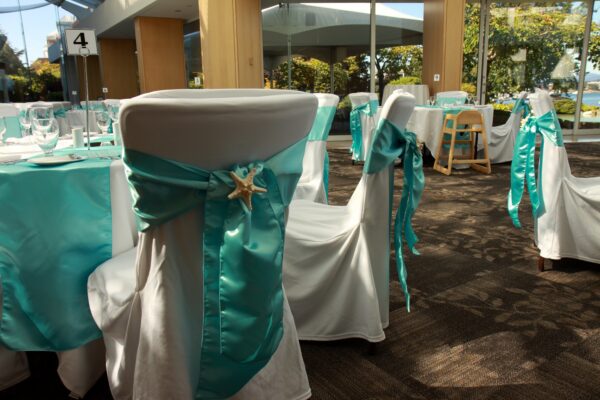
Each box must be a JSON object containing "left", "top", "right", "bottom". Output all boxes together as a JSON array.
[
  {"left": 299, "top": 142, "right": 600, "bottom": 400},
  {"left": 2, "top": 143, "right": 599, "bottom": 400}
]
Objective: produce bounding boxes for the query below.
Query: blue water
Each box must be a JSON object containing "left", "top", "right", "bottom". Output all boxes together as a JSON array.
[{"left": 566, "top": 92, "right": 600, "bottom": 106}]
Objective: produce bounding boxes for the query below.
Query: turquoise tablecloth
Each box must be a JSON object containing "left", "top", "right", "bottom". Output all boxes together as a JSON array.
[{"left": 0, "top": 146, "right": 120, "bottom": 351}]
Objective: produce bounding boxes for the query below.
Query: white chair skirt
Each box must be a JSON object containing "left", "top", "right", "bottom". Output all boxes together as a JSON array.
[
  {"left": 536, "top": 143, "right": 600, "bottom": 263},
  {"left": 88, "top": 210, "right": 311, "bottom": 400},
  {"left": 294, "top": 141, "right": 328, "bottom": 203}
]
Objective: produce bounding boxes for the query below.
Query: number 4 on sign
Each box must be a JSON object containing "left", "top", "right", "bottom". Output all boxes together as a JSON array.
[
  {"left": 65, "top": 29, "right": 98, "bottom": 56},
  {"left": 73, "top": 32, "right": 88, "bottom": 48}
]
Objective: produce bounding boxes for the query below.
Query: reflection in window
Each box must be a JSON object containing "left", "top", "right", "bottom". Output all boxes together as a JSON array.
[{"left": 262, "top": 2, "right": 423, "bottom": 134}]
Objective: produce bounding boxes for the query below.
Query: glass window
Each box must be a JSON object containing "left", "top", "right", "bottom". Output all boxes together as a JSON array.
[
  {"left": 578, "top": 0, "right": 600, "bottom": 133},
  {"left": 472, "top": 1, "right": 589, "bottom": 131}
]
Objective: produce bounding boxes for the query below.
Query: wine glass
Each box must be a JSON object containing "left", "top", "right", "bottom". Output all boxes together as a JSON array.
[
  {"left": 32, "top": 118, "right": 60, "bottom": 155},
  {"left": 428, "top": 96, "right": 436, "bottom": 106},
  {"left": 18, "top": 108, "right": 32, "bottom": 136},
  {"left": 29, "top": 106, "right": 54, "bottom": 122},
  {"left": 104, "top": 100, "right": 120, "bottom": 123},
  {"left": 95, "top": 110, "right": 111, "bottom": 136}
]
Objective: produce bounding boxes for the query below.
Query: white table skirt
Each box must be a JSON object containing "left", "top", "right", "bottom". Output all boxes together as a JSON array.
[
  {"left": 382, "top": 84, "right": 429, "bottom": 106},
  {"left": 66, "top": 110, "right": 99, "bottom": 134},
  {"left": 406, "top": 105, "right": 494, "bottom": 159},
  {"left": 0, "top": 142, "right": 136, "bottom": 397}
]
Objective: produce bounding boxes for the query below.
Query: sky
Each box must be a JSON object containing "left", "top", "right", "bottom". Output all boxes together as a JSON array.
[
  {"left": 0, "top": 1, "right": 597, "bottom": 67},
  {"left": 0, "top": 0, "right": 72, "bottom": 65}
]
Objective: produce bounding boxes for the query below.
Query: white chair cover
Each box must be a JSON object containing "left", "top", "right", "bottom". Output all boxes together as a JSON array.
[
  {"left": 283, "top": 92, "right": 416, "bottom": 342},
  {"left": 294, "top": 93, "right": 339, "bottom": 203},
  {"left": 436, "top": 90, "right": 468, "bottom": 106},
  {"left": 529, "top": 90, "right": 600, "bottom": 263},
  {"left": 87, "top": 89, "right": 316, "bottom": 400},
  {"left": 488, "top": 92, "right": 527, "bottom": 163}
]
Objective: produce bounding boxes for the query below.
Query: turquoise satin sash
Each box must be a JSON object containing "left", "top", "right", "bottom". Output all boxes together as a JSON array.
[
  {"left": 368, "top": 99, "right": 379, "bottom": 116},
  {"left": 54, "top": 107, "right": 67, "bottom": 118},
  {"left": 308, "top": 105, "right": 336, "bottom": 202},
  {"left": 365, "top": 118, "right": 424, "bottom": 311},
  {"left": 123, "top": 138, "right": 306, "bottom": 399},
  {"left": 512, "top": 98, "right": 530, "bottom": 118},
  {"left": 308, "top": 106, "right": 336, "bottom": 142},
  {"left": 350, "top": 102, "right": 370, "bottom": 161},
  {"left": 508, "top": 110, "right": 564, "bottom": 228},
  {"left": 0, "top": 147, "right": 120, "bottom": 350}
]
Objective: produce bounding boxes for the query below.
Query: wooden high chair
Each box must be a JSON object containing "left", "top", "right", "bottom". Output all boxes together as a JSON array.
[{"left": 433, "top": 110, "right": 492, "bottom": 175}]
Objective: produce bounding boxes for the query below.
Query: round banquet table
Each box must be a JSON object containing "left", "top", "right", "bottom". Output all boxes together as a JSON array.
[
  {"left": 0, "top": 140, "right": 136, "bottom": 398},
  {"left": 405, "top": 105, "right": 494, "bottom": 160}
]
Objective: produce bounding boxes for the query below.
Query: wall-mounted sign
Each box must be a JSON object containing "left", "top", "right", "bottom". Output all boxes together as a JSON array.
[{"left": 65, "top": 29, "right": 98, "bottom": 56}]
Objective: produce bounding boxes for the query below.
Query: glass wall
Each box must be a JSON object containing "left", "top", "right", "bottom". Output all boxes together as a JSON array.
[
  {"left": 464, "top": 0, "right": 600, "bottom": 135},
  {"left": 262, "top": 2, "right": 423, "bottom": 134},
  {"left": 579, "top": 0, "right": 600, "bottom": 133}
]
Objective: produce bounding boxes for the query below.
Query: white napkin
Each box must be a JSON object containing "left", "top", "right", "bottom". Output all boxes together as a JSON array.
[
  {"left": 5, "top": 136, "right": 35, "bottom": 145},
  {"left": 0, "top": 153, "right": 21, "bottom": 163}
]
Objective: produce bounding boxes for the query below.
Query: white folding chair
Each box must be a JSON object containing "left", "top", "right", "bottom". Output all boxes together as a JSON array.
[
  {"left": 488, "top": 92, "right": 528, "bottom": 163},
  {"left": 294, "top": 93, "right": 339, "bottom": 203},
  {"left": 509, "top": 89, "right": 600, "bottom": 270},
  {"left": 87, "top": 89, "right": 316, "bottom": 400},
  {"left": 284, "top": 92, "right": 421, "bottom": 343}
]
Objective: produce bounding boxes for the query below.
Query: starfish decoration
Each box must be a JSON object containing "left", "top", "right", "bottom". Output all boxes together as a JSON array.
[{"left": 228, "top": 168, "right": 267, "bottom": 211}]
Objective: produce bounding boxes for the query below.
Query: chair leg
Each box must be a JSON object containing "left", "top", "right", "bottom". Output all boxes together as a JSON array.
[
  {"left": 446, "top": 132, "right": 457, "bottom": 174},
  {"left": 367, "top": 341, "right": 377, "bottom": 356},
  {"left": 537, "top": 256, "right": 545, "bottom": 272}
]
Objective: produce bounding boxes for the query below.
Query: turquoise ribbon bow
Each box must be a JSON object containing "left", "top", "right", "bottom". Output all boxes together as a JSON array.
[
  {"left": 512, "top": 98, "right": 530, "bottom": 118},
  {"left": 54, "top": 107, "right": 67, "bottom": 118},
  {"left": 350, "top": 102, "right": 371, "bottom": 161},
  {"left": 365, "top": 118, "right": 425, "bottom": 311},
  {"left": 508, "top": 110, "right": 564, "bottom": 228},
  {"left": 123, "top": 138, "right": 306, "bottom": 399},
  {"left": 308, "top": 105, "right": 337, "bottom": 201}
]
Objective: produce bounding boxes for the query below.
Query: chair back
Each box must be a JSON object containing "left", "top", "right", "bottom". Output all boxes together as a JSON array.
[
  {"left": 349, "top": 92, "right": 370, "bottom": 109},
  {"left": 456, "top": 109, "right": 484, "bottom": 126},
  {"left": 347, "top": 92, "right": 416, "bottom": 322},
  {"left": 121, "top": 89, "right": 316, "bottom": 169},
  {"left": 119, "top": 89, "right": 317, "bottom": 398},
  {"left": 529, "top": 89, "right": 571, "bottom": 179},
  {"left": 436, "top": 90, "right": 468, "bottom": 106}
]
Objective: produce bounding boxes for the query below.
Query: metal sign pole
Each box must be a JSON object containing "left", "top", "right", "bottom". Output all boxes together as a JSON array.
[{"left": 80, "top": 47, "right": 91, "bottom": 150}]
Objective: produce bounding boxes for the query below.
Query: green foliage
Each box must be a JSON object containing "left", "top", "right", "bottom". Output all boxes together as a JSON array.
[
  {"left": 389, "top": 76, "right": 422, "bottom": 85},
  {"left": 461, "top": 82, "right": 477, "bottom": 95},
  {"left": 0, "top": 31, "right": 25, "bottom": 75},
  {"left": 29, "top": 59, "right": 63, "bottom": 101},
  {"left": 492, "top": 103, "right": 514, "bottom": 112},
  {"left": 270, "top": 57, "right": 349, "bottom": 95},
  {"left": 8, "top": 74, "right": 28, "bottom": 101},
  {"left": 553, "top": 98, "right": 576, "bottom": 114},
  {"left": 463, "top": 3, "right": 600, "bottom": 101},
  {"left": 338, "top": 95, "right": 351, "bottom": 111}
]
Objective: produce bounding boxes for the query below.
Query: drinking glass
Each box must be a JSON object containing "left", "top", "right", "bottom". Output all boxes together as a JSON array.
[
  {"left": 29, "top": 106, "right": 54, "bottom": 122},
  {"left": 95, "top": 110, "right": 111, "bottom": 136},
  {"left": 32, "top": 118, "right": 60, "bottom": 155},
  {"left": 105, "top": 100, "right": 121, "bottom": 123},
  {"left": 18, "top": 108, "right": 31, "bottom": 136},
  {"left": 428, "top": 96, "right": 436, "bottom": 106}
]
